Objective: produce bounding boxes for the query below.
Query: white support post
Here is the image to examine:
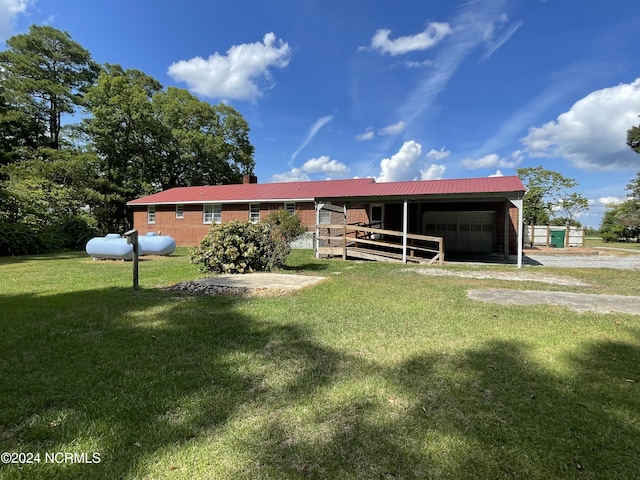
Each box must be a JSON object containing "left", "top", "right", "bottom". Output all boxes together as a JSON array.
[
  {"left": 315, "top": 202, "right": 323, "bottom": 258},
  {"left": 514, "top": 198, "right": 524, "bottom": 268},
  {"left": 402, "top": 199, "right": 408, "bottom": 263}
]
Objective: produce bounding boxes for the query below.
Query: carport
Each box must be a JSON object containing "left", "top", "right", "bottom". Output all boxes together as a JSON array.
[{"left": 315, "top": 176, "right": 526, "bottom": 267}]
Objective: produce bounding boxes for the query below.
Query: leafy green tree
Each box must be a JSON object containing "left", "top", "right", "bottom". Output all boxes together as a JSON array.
[
  {"left": 516, "top": 166, "right": 589, "bottom": 225},
  {"left": 151, "top": 88, "right": 254, "bottom": 189},
  {"left": 1, "top": 148, "right": 100, "bottom": 252},
  {"left": 627, "top": 117, "right": 640, "bottom": 155},
  {"left": 0, "top": 25, "right": 99, "bottom": 151},
  {"left": 3, "top": 149, "right": 99, "bottom": 223},
  {"left": 83, "top": 65, "right": 163, "bottom": 231},
  {"left": 84, "top": 66, "right": 255, "bottom": 231},
  {"left": 600, "top": 201, "right": 640, "bottom": 242},
  {"left": 626, "top": 171, "right": 640, "bottom": 201}
]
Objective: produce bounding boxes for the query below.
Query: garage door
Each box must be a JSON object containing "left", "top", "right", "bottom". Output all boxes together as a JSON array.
[{"left": 422, "top": 211, "right": 495, "bottom": 253}]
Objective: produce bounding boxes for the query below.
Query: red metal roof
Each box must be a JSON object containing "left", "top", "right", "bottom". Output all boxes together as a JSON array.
[
  {"left": 127, "top": 176, "right": 524, "bottom": 205},
  {"left": 353, "top": 176, "right": 526, "bottom": 197}
]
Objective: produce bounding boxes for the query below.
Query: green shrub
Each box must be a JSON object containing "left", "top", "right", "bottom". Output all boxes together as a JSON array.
[
  {"left": 262, "top": 209, "right": 308, "bottom": 268},
  {"left": 190, "top": 211, "right": 307, "bottom": 274},
  {"left": 190, "top": 221, "right": 272, "bottom": 274},
  {"left": 0, "top": 214, "right": 99, "bottom": 256},
  {"left": 601, "top": 224, "right": 626, "bottom": 243},
  {"left": 0, "top": 222, "right": 47, "bottom": 255},
  {"left": 47, "top": 214, "right": 100, "bottom": 251}
]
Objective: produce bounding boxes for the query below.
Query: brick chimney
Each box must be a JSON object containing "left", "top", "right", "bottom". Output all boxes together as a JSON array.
[{"left": 243, "top": 174, "right": 258, "bottom": 184}]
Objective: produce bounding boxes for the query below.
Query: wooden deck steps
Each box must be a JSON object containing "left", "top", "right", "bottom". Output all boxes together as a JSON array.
[{"left": 316, "top": 223, "right": 444, "bottom": 265}]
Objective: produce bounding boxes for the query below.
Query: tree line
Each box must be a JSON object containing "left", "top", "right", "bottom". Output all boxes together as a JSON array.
[
  {"left": 0, "top": 25, "right": 255, "bottom": 255},
  {"left": 599, "top": 124, "right": 640, "bottom": 242}
]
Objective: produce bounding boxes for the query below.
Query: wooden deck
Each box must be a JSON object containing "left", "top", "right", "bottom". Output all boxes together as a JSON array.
[{"left": 315, "top": 224, "right": 444, "bottom": 265}]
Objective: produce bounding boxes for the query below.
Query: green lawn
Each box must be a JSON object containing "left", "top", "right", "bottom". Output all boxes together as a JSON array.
[
  {"left": 0, "top": 249, "right": 639, "bottom": 479},
  {"left": 585, "top": 237, "right": 640, "bottom": 250}
]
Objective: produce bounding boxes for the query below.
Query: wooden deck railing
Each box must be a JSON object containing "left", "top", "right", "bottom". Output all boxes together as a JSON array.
[{"left": 315, "top": 224, "right": 444, "bottom": 265}]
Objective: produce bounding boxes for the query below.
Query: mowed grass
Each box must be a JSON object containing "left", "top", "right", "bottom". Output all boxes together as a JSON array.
[
  {"left": 585, "top": 237, "right": 640, "bottom": 251},
  {"left": 0, "top": 249, "right": 639, "bottom": 479}
]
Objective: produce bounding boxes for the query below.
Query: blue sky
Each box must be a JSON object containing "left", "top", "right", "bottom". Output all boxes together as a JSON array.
[{"left": 3, "top": 0, "right": 640, "bottom": 227}]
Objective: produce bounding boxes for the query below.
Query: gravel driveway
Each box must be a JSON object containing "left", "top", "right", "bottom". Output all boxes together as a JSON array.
[{"left": 524, "top": 252, "right": 640, "bottom": 269}]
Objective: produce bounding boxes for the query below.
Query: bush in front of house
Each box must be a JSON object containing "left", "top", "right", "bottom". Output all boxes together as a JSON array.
[
  {"left": 262, "top": 209, "right": 308, "bottom": 269},
  {"left": 190, "top": 211, "right": 307, "bottom": 274}
]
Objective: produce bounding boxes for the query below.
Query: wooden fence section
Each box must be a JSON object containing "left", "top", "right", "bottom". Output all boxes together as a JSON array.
[
  {"left": 316, "top": 224, "right": 444, "bottom": 265},
  {"left": 524, "top": 225, "right": 585, "bottom": 247}
]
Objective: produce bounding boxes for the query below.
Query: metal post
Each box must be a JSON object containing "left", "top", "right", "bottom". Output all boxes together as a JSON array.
[
  {"left": 124, "top": 229, "right": 139, "bottom": 290},
  {"left": 402, "top": 199, "right": 408, "bottom": 263}
]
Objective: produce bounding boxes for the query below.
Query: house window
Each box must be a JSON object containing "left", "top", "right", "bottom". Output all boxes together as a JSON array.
[
  {"left": 250, "top": 203, "right": 260, "bottom": 224},
  {"left": 370, "top": 204, "right": 384, "bottom": 229},
  {"left": 176, "top": 204, "right": 184, "bottom": 219},
  {"left": 319, "top": 203, "right": 331, "bottom": 225},
  {"left": 203, "top": 204, "right": 222, "bottom": 224},
  {"left": 285, "top": 202, "right": 296, "bottom": 215},
  {"left": 147, "top": 205, "right": 156, "bottom": 224}
]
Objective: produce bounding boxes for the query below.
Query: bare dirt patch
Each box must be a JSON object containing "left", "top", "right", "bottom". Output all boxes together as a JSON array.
[
  {"left": 467, "top": 289, "right": 640, "bottom": 316},
  {"left": 164, "top": 273, "right": 326, "bottom": 297},
  {"left": 405, "top": 268, "right": 588, "bottom": 286}
]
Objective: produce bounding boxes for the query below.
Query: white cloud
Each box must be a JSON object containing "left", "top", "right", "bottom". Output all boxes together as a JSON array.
[
  {"left": 481, "top": 16, "right": 523, "bottom": 61},
  {"left": 404, "top": 59, "right": 435, "bottom": 69},
  {"left": 426, "top": 147, "right": 451, "bottom": 160},
  {"left": 489, "top": 170, "right": 504, "bottom": 177},
  {"left": 356, "top": 122, "right": 406, "bottom": 141},
  {"left": 460, "top": 151, "right": 522, "bottom": 170},
  {"left": 379, "top": 121, "right": 406, "bottom": 136},
  {"left": 291, "top": 115, "right": 333, "bottom": 161},
  {"left": 301, "top": 156, "right": 349, "bottom": 176},
  {"left": 522, "top": 78, "right": 640, "bottom": 170},
  {"left": 398, "top": 2, "right": 517, "bottom": 125},
  {"left": 167, "top": 32, "right": 291, "bottom": 102},
  {"left": 597, "top": 196, "right": 628, "bottom": 205},
  {"left": 369, "top": 22, "right": 452, "bottom": 56},
  {"left": 0, "top": 0, "right": 33, "bottom": 41},
  {"left": 421, "top": 164, "right": 446, "bottom": 180},
  {"left": 356, "top": 130, "right": 375, "bottom": 141},
  {"left": 270, "top": 168, "right": 310, "bottom": 183},
  {"left": 377, "top": 140, "right": 423, "bottom": 182}
]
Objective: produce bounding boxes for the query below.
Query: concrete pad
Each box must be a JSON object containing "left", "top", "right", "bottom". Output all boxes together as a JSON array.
[
  {"left": 468, "top": 288, "right": 640, "bottom": 316},
  {"left": 193, "top": 273, "right": 325, "bottom": 290}
]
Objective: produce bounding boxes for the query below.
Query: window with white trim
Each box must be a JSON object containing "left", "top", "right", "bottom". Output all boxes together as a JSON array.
[
  {"left": 250, "top": 203, "right": 260, "bottom": 224},
  {"left": 176, "top": 204, "right": 184, "bottom": 219},
  {"left": 203, "top": 204, "right": 222, "bottom": 224},
  {"left": 147, "top": 205, "right": 156, "bottom": 224},
  {"left": 285, "top": 202, "right": 296, "bottom": 215}
]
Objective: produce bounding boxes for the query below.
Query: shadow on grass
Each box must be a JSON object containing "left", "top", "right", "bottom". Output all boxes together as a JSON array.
[
  {"left": 0, "top": 286, "right": 342, "bottom": 479},
  {"left": 239, "top": 340, "right": 640, "bottom": 479},
  {"left": 282, "top": 262, "right": 331, "bottom": 273},
  {"left": 0, "top": 251, "right": 89, "bottom": 266},
  {"left": 1, "top": 285, "right": 639, "bottom": 479}
]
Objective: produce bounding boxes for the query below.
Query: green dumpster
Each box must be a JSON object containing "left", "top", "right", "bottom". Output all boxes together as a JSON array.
[{"left": 550, "top": 230, "right": 565, "bottom": 248}]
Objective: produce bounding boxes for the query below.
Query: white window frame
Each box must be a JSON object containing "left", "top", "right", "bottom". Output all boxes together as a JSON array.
[
  {"left": 203, "top": 204, "right": 222, "bottom": 224},
  {"left": 176, "top": 204, "right": 184, "bottom": 219},
  {"left": 147, "top": 205, "right": 156, "bottom": 224},
  {"left": 285, "top": 202, "right": 296, "bottom": 215},
  {"left": 250, "top": 203, "right": 260, "bottom": 224}
]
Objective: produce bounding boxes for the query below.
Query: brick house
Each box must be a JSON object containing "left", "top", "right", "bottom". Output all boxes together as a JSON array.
[{"left": 127, "top": 174, "right": 526, "bottom": 266}]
